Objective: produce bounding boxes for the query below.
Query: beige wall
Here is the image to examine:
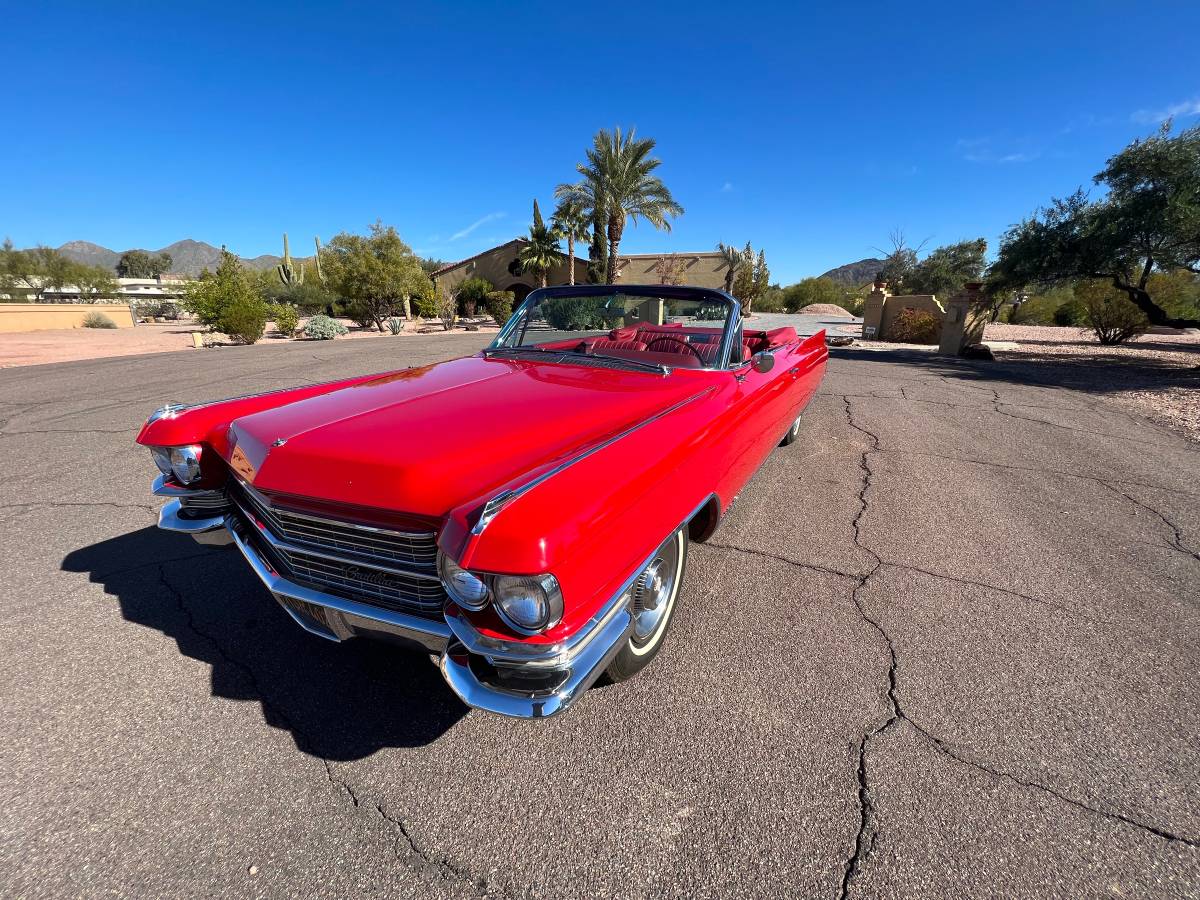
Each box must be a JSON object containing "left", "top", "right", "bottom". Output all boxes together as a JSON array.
[
  {"left": 613, "top": 254, "right": 731, "bottom": 291},
  {"left": 435, "top": 242, "right": 734, "bottom": 298},
  {"left": 0, "top": 303, "right": 136, "bottom": 333},
  {"left": 862, "top": 286, "right": 946, "bottom": 341}
]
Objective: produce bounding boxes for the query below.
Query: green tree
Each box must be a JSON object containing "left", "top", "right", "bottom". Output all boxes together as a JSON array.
[
  {"left": 116, "top": 249, "right": 172, "bottom": 278},
  {"left": 753, "top": 250, "right": 770, "bottom": 304},
  {"left": 906, "top": 238, "right": 987, "bottom": 296},
  {"left": 559, "top": 127, "right": 683, "bottom": 284},
  {"left": 716, "top": 242, "right": 742, "bottom": 293},
  {"left": 1, "top": 239, "right": 43, "bottom": 299},
  {"left": 72, "top": 263, "right": 118, "bottom": 300},
  {"left": 322, "top": 221, "right": 432, "bottom": 331},
  {"left": 989, "top": 123, "right": 1200, "bottom": 327},
  {"left": 733, "top": 241, "right": 755, "bottom": 307},
  {"left": 780, "top": 277, "right": 847, "bottom": 312},
  {"left": 552, "top": 197, "right": 590, "bottom": 285},
  {"left": 517, "top": 200, "right": 564, "bottom": 288},
  {"left": 182, "top": 250, "right": 269, "bottom": 343},
  {"left": 456, "top": 276, "right": 492, "bottom": 316}
]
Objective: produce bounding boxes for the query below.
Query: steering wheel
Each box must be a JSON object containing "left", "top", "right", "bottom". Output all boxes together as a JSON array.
[{"left": 646, "top": 335, "right": 708, "bottom": 363}]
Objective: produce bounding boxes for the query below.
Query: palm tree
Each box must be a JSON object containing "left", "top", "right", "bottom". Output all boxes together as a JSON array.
[
  {"left": 559, "top": 127, "right": 683, "bottom": 284},
  {"left": 716, "top": 242, "right": 742, "bottom": 293},
  {"left": 551, "top": 198, "right": 591, "bottom": 285},
  {"left": 517, "top": 199, "right": 565, "bottom": 288}
]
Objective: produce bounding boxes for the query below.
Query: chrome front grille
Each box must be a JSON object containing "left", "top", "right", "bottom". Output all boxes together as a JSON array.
[
  {"left": 227, "top": 479, "right": 445, "bottom": 616},
  {"left": 178, "top": 489, "right": 231, "bottom": 513}
]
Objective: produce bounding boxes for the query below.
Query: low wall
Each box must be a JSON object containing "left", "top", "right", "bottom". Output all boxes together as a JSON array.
[
  {"left": 862, "top": 287, "right": 945, "bottom": 342},
  {"left": 0, "top": 303, "right": 136, "bottom": 333}
]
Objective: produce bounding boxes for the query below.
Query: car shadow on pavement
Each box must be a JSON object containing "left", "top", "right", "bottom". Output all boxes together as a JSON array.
[{"left": 63, "top": 526, "right": 468, "bottom": 758}]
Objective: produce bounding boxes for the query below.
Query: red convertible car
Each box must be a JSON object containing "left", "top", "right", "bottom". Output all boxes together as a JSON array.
[{"left": 138, "top": 285, "right": 827, "bottom": 718}]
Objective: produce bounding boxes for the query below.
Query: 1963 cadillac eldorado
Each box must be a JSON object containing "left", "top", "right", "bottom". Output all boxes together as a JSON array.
[{"left": 137, "top": 285, "right": 827, "bottom": 717}]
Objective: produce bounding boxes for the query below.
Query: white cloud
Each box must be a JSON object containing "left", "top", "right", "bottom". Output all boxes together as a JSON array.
[
  {"left": 1132, "top": 97, "right": 1200, "bottom": 124},
  {"left": 956, "top": 137, "right": 1038, "bottom": 164},
  {"left": 720, "top": 182, "right": 734, "bottom": 193},
  {"left": 451, "top": 212, "right": 505, "bottom": 241}
]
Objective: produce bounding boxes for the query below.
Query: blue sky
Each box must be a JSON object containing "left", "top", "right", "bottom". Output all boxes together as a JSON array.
[{"left": 6, "top": 1, "right": 1199, "bottom": 284}]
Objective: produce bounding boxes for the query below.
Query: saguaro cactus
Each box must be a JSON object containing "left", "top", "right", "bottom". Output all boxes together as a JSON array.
[
  {"left": 312, "top": 236, "right": 324, "bottom": 283},
  {"left": 276, "top": 233, "right": 304, "bottom": 287}
]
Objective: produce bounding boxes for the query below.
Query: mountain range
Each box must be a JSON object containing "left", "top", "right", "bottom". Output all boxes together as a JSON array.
[
  {"left": 52, "top": 240, "right": 293, "bottom": 277},
  {"left": 819, "top": 257, "right": 885, "bottom": 286},
  {"left": 50, "top": 237, "right": 884, "bottom": 285}
]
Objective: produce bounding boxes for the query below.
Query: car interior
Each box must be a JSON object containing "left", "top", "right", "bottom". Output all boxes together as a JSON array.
[{"left": 532, "top": 322, "right": 800, "bottom": 369}]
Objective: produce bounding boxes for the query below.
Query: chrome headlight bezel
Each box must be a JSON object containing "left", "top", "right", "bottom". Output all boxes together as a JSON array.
[
  {"left": 492, "top": 573, "right": 564, "bottom": 635},
  {"left": 150, "top": 446, "right": 173, "bottom": 477},
  {"left": 438, "top": 552, "right": 491, "bottom": 610},
  {"left": 168, "top": 445, "right": 204, "bottom": 485}
]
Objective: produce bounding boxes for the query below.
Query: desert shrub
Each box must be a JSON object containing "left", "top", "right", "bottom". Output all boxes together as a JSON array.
[
  {"left": 756, "top": 287, "right": 786, "bottom": 312},
  {"left": 272, "top": 303, "right": 299, "bottom": 338},
  {"left": 435, "top": 292, "right": 457, "bottom": 331},
  {"left": 888, "top": 307, "right": 940, "bottom": 344},
  {"left": 1082, "top": 293, "right": 1148, "bottom": 345},
  {"left": 413, "top": 293, "right": 438, "bottom": 318},
  {"left": 82, "top": 311, "right": 117, "bottom": 329},
  {"left": 303, "top": 314, "right": 348, "bottom": 340},
  {"left": 484, "top": 290, "right": 514, "bottom": 326},
  {"left": 781, "top": 277, "right": 847, "bottom": 313},
  {"left": 1052, "top": 298, "right": 1086, "bottom": 326},
  {"left": 457, "top": 277, "right": 492, "bottom": 317},
  {"left": 222, "top": 296, "right": 269, "bottom": 344},
  {"left": 386, "top": 316, "right": 404, "bottom": 335},
  {"left": 541, "top": 296, "right": 608, "bottom": 330},
  {"left": 184, "top": 249, "right": 269, "bottom": 343}
]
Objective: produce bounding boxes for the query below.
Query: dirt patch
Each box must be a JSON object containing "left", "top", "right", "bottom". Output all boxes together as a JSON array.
[
  {"left": 796, "top": 303, "right": 854, "bottom": 318},
  {"left": 983, "top": 322, "right": 1200, "bottom": 443},
  {"left": 0, "top": 317, "right": 499, "bottom": 368}
]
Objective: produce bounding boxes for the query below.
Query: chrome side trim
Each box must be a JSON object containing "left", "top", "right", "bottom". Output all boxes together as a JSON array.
[
  {"left": 226, "top": 515, "right": 451, "bottom": 652},
  {"left": 470, "top": 387, "right": 715, "bottom": 536}
]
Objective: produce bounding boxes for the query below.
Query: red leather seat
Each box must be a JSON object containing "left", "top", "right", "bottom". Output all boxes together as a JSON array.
[
  {"left": 765, "top": 326, "right": 798, "bottom": 347},
  {"left": 590, "top": 338, "right": 648, "bottom": 352}
]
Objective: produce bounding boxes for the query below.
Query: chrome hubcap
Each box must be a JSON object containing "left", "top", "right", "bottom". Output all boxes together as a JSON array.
[{"left": 631, "top": 537, "right": 680, "bottom": 643}]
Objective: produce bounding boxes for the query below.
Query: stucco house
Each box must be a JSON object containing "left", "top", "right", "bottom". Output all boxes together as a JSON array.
[{"left": 431, "top": 239, "right": 733, "bottom": 300}]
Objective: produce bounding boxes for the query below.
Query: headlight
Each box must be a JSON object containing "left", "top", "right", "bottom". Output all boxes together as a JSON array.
[
  {"left": 150, "top": 446, "right": 173, "bottom": 476},
  {"left": 169, "top": 445, "right": 204, "bottom": 485},
  {"left": 494, "top": 574, "right": 563, "bottom": 634},
  {"left": 438, "top": 553, "right": 490, "bottom": 610}
]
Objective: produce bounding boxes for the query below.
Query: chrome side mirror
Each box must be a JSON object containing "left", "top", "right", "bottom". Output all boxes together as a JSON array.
[{"left": 752, "top": 351, "right": 775, "bottom": 374}]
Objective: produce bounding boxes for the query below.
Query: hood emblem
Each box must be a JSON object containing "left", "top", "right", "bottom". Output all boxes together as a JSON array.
[{"left": 272, "top": 438, "right": 288, "bottom": 447}]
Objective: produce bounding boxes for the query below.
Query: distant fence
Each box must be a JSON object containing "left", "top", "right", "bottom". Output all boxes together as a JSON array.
[{"left": 0, "top": 303, "right": 136, "bottom": 333}]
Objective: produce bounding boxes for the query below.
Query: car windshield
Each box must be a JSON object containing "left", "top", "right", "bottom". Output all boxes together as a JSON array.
[{"left": 488, "top": 289, "right": 736, "bottom": 371}]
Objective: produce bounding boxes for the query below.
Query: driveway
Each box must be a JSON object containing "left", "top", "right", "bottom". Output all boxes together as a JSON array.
[{"left": 1, "top": 336, "right": 1196, "bottom": 898}]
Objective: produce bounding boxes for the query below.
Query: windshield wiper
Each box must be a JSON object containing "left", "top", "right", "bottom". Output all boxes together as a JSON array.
[
  {"left": 484, "top": 346, "right": 561, "bottom": 356},
  {"left": 586, "top": 353, "right": 670, "bottom": 374}
]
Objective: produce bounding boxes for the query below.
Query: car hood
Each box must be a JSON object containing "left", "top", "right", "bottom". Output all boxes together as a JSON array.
[{"left": 222, "top": 355, "right": 708, "bottom": 520}]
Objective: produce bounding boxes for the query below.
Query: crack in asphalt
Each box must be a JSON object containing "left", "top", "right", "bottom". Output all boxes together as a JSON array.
[
  {"left": 0, "top": 500, "right": 157, "bottom": 517},
  {"left": 835, "top": 395, "right": 1197, "bottom": 897},
  {"left": 376, "top": 802, "right": 495, "bottom": 897},
  {"left": 1096, "top": 483, "right": 1200, "bottom": 565},
  {"left": 901, "top": 717, "right": 1199, "bottom": 848},
  {"left": 153, "top": 564, "right": 494, "bottom": 894},
  {"left": 0, "top": 426, "right": 135, "bottom": 438},
  {"left": 703, "top": 542, "right": 862, "bottom": 581}
]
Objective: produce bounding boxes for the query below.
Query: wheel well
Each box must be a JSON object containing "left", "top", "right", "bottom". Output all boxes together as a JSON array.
[{"left": 687, "top": 494, "right": 721, "bottom": 543}]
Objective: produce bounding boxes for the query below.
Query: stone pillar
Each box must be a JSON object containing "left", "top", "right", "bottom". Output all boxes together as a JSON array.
[
  {"left": 938, "top": 282, "right": 988, "bottom": 355},
  {"left": 861, "top": 281, "right": 888, "bottom": 340}
]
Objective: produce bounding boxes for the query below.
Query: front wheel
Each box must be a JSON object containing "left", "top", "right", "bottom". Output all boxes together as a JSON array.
[
  {"left": 603, "top": 527, "right": 688, "bottom": 683},
  {"left": 779, "top": 412, "right": 803, "bottom": 446}
]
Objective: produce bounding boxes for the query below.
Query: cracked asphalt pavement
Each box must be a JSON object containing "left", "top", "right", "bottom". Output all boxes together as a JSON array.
[{"left": 2, "top": 336, "right": 1197, "bottom": 898}]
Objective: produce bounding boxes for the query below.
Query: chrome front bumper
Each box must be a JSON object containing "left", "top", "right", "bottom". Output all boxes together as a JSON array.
[{"left": 154, "top": 493, "right": 636, "bottom": 719}]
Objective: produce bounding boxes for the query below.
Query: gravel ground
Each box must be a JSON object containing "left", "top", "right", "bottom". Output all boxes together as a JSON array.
[
  {"left": 0, "top": 318, "right": 496, "bottom": 368},
  {"left": 2, "top": 337, "right": 1198, "bottom": 898},
  {"left": 983, "top": 323, "right": 1200, "bottom": 443}
]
